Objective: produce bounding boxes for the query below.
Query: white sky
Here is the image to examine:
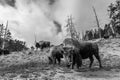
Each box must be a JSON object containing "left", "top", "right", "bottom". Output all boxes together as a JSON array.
[{"left": 0, "top": 0, "right": 116, "bottom": 47}]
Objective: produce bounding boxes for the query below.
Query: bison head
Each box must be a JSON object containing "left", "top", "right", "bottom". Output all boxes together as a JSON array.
[{"left": 62, "top": 47, "right": 74, "bottom": 67}]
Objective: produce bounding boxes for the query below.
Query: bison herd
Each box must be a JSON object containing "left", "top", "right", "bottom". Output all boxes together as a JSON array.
[
  {"left": 0, "top": 38, "right": 103, "bottom": 70},
  {"left": 0, "top": 38, "right": 102, "bottom": 70},
  {"left": 47, "top": 38, "right": 103, "bottom": 69},
  {"left": 35, "top": 41, "right": 50, "bottom": 50}
]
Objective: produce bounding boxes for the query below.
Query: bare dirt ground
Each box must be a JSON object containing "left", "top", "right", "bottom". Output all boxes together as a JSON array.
[{"left": 0, "top": 38, "right": 120, "bottom": 80}]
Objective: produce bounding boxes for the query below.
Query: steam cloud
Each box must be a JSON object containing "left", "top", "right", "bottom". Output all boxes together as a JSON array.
[
  {"left": 0, "top": 0, "right": 110, "bottom": 47},
  {"left": 0, "top": 0, "right": 76, "bottom": 47},
  {"left": 0, "top": 0, "right": 16, "bottom": 8},
  {"left": 53, "top": 20, "right": 62, "bottom": 34},
  {"left": 49, "top": 0, "right": 55, "bottom": 5}
]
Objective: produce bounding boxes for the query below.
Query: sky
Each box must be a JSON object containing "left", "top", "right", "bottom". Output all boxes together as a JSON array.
[{"left": 0, "top": 0, "right": 116, "bottom": 47}]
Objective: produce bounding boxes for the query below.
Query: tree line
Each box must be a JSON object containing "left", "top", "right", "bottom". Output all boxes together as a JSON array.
[
  {"left": 0, "top": 23, "right": 28, "bottom": 52},
  {"left": 83, "top": 0, "right": 120, "bottom": 40}
]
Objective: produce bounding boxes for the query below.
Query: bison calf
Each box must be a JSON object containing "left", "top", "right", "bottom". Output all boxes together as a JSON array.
[{"left": 48, "top": 45, "right": 64, "bottom": 65}]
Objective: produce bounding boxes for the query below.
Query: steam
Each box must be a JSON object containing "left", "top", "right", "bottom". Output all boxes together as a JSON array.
[
  {"left": 53, "top": 20, "right": 62, "bottom": 34},
  {"left": 49, "top": 0, "right": 56, "bottom": 5},
  {"left": 0, "top": 0, "right": 77, "bottom": 46},
  {"left": 0, "top": 0, "right": 16, "bottom": 8}
]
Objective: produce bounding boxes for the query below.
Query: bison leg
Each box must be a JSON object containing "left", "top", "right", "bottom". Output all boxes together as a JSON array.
[
  {"left": 48, "top": 57, "right": 53, "bottom": 64},
  {"left": 76, "top": 64, "right": 79, "bottom": 69},
  {"left": 71, "top": 61, "right": 75, "bottom": 69},
  {"left": 76, "top": 53, "right": 82, "bottom": 69},
  {"left": 89, "top": 56, "right": 94, "bottom": 68},
  {"left": 57, "top": 58, "right": 61, "bottom": 65},
  {"left": 71, "top": 55, "right": 75, "bottom": 69},
  {"left": 53, "top": 57, "right": 56, "bottom": 65},
  {"left": 94, "top": 54, "right": 102, "bottom": 68}
]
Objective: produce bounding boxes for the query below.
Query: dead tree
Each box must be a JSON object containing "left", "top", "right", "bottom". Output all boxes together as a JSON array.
[
  {"left": 2, "top": 21, "right": 8, "bottom": 49},
  {"left": 65, "top": 15, "right": 80, "bottom": 41},
  {"left": 34, "top": 33, "right": 38, "bottom": 50},
  {"left": 92, "top": 6, "right": 101, "bottom": 39}
]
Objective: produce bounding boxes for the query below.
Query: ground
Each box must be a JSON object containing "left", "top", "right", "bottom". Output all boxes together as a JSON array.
[{"left": 0, "top": 38, "right": 120, "bottom": 80}]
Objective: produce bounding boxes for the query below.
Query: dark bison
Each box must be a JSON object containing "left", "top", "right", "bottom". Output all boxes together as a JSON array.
[
  {"left": 103, "top": 34, "right": 109, "bottom": 39},
  {"left": 35, "top": 41, "right": 50, "bottom": 50},
  {"left": 78, "top": 42, "right": 102, "bottom": 68},
  {"left": 0, "top": 49, "right": 10, "bottom": 55},
  {"left": 63, "top": 47, "right": 82, "bottom": 69},
  {"left": 48, "top": 44, "right": 64, "bottom": 65},
  {"left": 63, "top": 38, "right": 102, "bottom": 68}
]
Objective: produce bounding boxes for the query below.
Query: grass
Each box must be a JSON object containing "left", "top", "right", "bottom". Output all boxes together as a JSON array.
[{"left": 0, "top": 39, "right": 120, "bottom": 79}]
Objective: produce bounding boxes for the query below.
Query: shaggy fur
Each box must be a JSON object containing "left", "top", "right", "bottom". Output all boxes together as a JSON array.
[
  {"left": 48, "top": 45, "right": 64, "bottom": 65},
  {"left": 78, "top": 42, "right": 102, "bottom": 68},
  {"left": 63, "top": 38, "right": 102, "bottom": 68},
  {"left": 68, "top": 48, "right": 82, "bottom": 69}
]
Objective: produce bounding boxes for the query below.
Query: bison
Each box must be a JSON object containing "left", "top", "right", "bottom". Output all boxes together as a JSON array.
[
  {"left": 63, "top": 47, "right": 82, "bottom": 69},
  {"left": 35, "top": 41, "right": 50, "bottom": 50},
  {"left": 48, "top": 44, "right": 64, "bottom": 65},
  {"left": 63, "top": 38, "right": 102, "bottom": 69},
  {"left": 78, "top": 42, "right": 102, "bottom": 68}
]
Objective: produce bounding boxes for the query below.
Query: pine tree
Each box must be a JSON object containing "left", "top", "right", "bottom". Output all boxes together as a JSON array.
[
  {"left": 0, "top": 21, "right": 28, "bottom": 51},
  {"left": 108, "top": 0, "right": 120, "bottom": 36}
]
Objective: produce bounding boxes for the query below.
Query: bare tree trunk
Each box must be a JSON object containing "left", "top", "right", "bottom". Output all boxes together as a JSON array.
[
  {"left": 110, "top": 21, "right": 116, "bottom": 37},
  {"left": 2, "top": 21, "right": 8, "bottom": 49},
  {"left": 34, "top": 33, "right": 38, "bottom": 50},
  {"left": 92, "top": 6, "right": 101, "bottom": 39}
]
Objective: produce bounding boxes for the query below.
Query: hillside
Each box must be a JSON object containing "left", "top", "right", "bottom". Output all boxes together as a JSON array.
[{"left": 0, "top": 38, "right": 120, "bottom": 80}]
